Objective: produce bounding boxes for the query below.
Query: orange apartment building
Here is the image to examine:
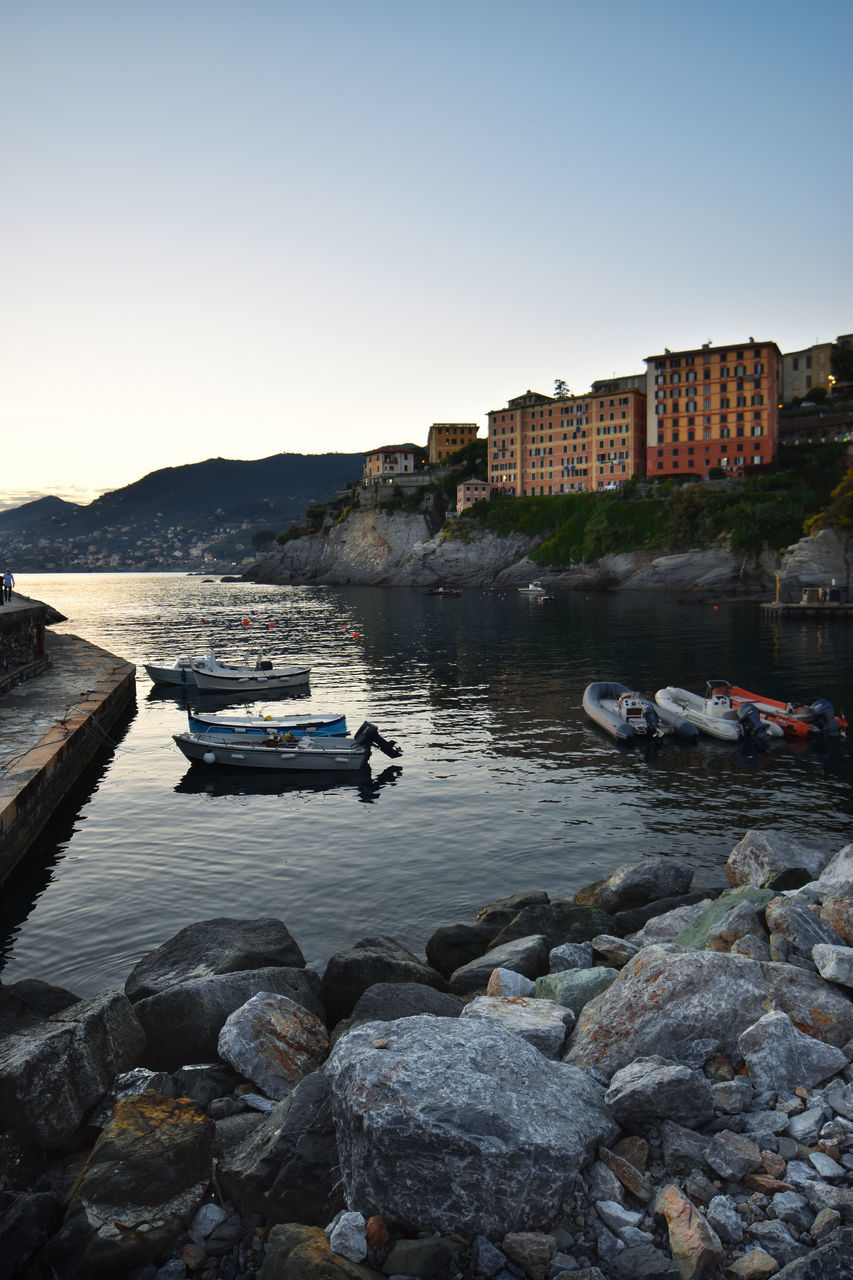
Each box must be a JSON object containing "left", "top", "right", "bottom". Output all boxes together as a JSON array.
[
  {"left": 645, "top": 340, "right": 781, "bottom": 476},
  {"left": 487, "top": 387, "right": 647, "bottom": 495},
  {"left": 427, "top": 422, "right": 479, "bottom": 464}
]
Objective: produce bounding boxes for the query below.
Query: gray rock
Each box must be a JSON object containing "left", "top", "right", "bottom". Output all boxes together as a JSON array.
[
  {"left": 609, "top": 1244, "right": 680, "bottom": 1279},
  {"left": 488, "top": 901, "right": 614, "bottom": 954},
  {"left": 487, "top": 969, "right": 537, "bottom": 998},
  {"left": 574, "top": 860, "right": 693, "bottom": 915},
  {"left": 594, "top": 1200, "right": 642, "bottom": 1235},
  {"left": 824, "top": 1080, "right": 853, "bottom": 1122},
  {"left": 0, "top": 1190, "right": 62, "bottom": 1279},
  {"left": 809, "top": 1151, "right": 846, "bottom": 1179},
  {"left": 218, "top": 1069, "right": 343, "bottom": 1225},
  {"left": 88, "top": 1066, "right": 176, "bottom": 1127},
  {"left": 738, "top": 1010, "right": 850, "bottom": 1094},
  {"left": 747, "top": 1218, "right": 809, "bottom": 1266},
  {"left": 549, "top": 942, "right": 594, "bottom": 972},
  {"left": 170, "top": 1062, "right": 238, "bottom": 1108},
  {"left": 217, "top": 992, "right": 329, "bottom": 1100},
  {"left": 764, "top": 896, "right": 847, "bottom": 958},
  {"left": 320, "top": 935, "right": 449, "bottom": 1025},
  {"left": 787, "top": 1106, "right": 827, "bottom": 1145},
  {"left": 134, "top": 965, "right": 323, "bottom": 1070},
  {"left": 731, "top": 932, "right": 772, "bottom": 961},
  {"left": 771, "top": 1190, "right": 814, "bottom": 1234},
  {"left": 706, "top": 1194, "right": 744, "bottom": 1246},
  {"left": 211, "top": 1109, "right": 264, "bottom": 1157},
  {"left": 326, "top": 1209, "right": 367, "bottom": 1263},
  {"left": 425, "top": 892, "right": 550, "bottom": 978},
  {"left": 726, "top": 830, "right": 829, "bottom": 889},
  {"left": 449, "top": 935, "right": 548, "bottom": 997},
  {"left": 813, "top": 944, "right": 853, "bottom": 987},
  {"left": 473, "top": 1235, "right": 508, "bottom": 1277},
  {"left": 566, "top": 945, "right": 853, "bottom": 1081},
  {"left": 705, "top": 901, "right": 765, "bottom": 952},
  {"left": 659, "top": 1120, "right": 709, "bottom": 1175},
  {"left": 536, "top": 968, "right": 619, "bottom": 1017},
  {"left": 587, "top": 1159, "right": 626, "bottom": 1205},
  {"left": 812, "top": 844, "right": 853, "bottom": 892},
  {"left": 0, "top": 988, "right": 145, "bottom": 1149},
  {"left": 628, "top": 899, "right": 716, "bottom": 946},
  {"left": 710, "top": 1078, "right": 753, "bottom": 1115},
  {"left": 672, "top": 888, "right": 777, "bottom": 949},
  {"left": 460, "top": 996, "right": 574, "bottom": 1059},
  {"left": 125, "top": 917, "right": 305, "bottom": 1001},
  {"left": 383, "top": 1235, "right": 464, "bottom": 1278},
  {"left": 331, "top": 981, "right": 463, "bottom": 1046},
  {"left": 325, "top": 1014, "right": 618, "bottom": 1236},
  {"left": 764, "top": 1225, "right": 853, "bottom": 1279},
  {"left": 705, "top": 1129, "right": 762, "bottom": 1180},
  {"left": 604, "top": 1057, "right": 714, "bottom": 1129},
  {"left": 591, "top": 936, "right": 639, "bottom": 969}
]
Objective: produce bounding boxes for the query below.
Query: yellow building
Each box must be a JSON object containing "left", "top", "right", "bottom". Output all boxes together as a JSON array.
[
  {"left": 781, "top": 342, "right": 834, "bottom": 403},
  {"left": 427, "top": 422, "right": 480, "bottom": 464}
]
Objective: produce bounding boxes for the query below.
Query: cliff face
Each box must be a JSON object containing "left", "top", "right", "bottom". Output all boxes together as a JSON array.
[{"left": 247, "top": 509, "right": 850, "bottom": 599}]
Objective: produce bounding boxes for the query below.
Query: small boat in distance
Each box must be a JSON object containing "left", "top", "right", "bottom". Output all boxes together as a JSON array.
[
  {"left": 187, "top": 708, "right": 347, "bottom": 738},
  {"left": 173, "top": 720, "right": 402, "bottom": 772},
  {"left": 729, "top": 685, "right": 846, "bottom": 738},
  {"left": 583, "top": 682, "right": 698, "bottom": 743},
  {"left": 655, "top": 681, "right": 783, "bottom": 743},
  {"left": 426, "top": 586, "right": 462, "bottom": 596},
  {"left": 519, "top": 581, "right": 547, "bottom": 594},
  {"left": 190, "top": 650, "right": 310, "bottom": 694}
]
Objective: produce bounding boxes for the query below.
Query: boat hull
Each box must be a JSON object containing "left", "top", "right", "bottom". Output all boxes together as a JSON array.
[
  {"left": 583, "top": 682, "right": 698, "bottom": 743},
  {"left": 187, "top": 710, "right": 347, "bottom": 738},
  {"left": 192, "top": 666, "right": 311, "bottom": 693},
  {"left": 173, "top": 731, "right": 367, "bottom": 771},
  {"left": 730, "top": 686, "right": 845, "bottom": 736},
  {"left": 145, "top": 659, "right": 202, "bottom": 686}
]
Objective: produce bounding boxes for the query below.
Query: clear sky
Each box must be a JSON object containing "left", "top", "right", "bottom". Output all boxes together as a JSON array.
[{"left": 2, "top": 0, "right": 851, "bottom": 506}]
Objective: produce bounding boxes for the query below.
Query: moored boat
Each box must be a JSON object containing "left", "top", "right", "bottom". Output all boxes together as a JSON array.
[
  {"left": 583, "top": 682, "right": 698, "bottom": 743},
  {"left": 519, "top": 581, "right": 546, "bottom": 594},
  {"left": 187, "top": 708, "right": 347, "bottom": 738},
  {"left": 655, "top": 681, "right": 783, "bottom": 743},
  {"left": 145, "top": 653, "right": 216, "bottom": 686},
  {"left": 426, "top": 586, "right": 462, "bottom": 596},
  {"left": 729, "top": 686, "right": 846, "bottom": 737},
  {"left": 191, "top": 651, "right": 311, "bottom": 694},
  {"left": 173, "top": 720, "right": 402, "bottom": 772}
]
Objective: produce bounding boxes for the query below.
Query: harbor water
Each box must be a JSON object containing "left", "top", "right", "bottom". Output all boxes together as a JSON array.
[{"left": 1, "top": 572, "right": 851, "bottom": 997}]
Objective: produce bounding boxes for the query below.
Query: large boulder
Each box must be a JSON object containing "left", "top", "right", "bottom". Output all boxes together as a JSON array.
[
  {"left": 425, "top": 892, "right": 550, "bottom": 978},
  {"left": 566, "top": 945, "right": 853, "bottom": 1081},
  {"left": 45, "top": 1093, "right": 213, "bottom": 1279},
  {"left": 332, "top": 982, "right": 463, "bottom": 1045},
  {"left": 488, "top": 901, "right": 615, "bottom": 951},
  {"left": 218, "top": 992, "right": 329, "bottom": 1100},
  {"left": 574, "top": 860, "right": 693, "bottom": 915},
  {"left": 133, "top": 966, "right": 323, "bottom": 1071},
  {"left": 726, "top": 831, "right": 831, "bottom": 889},
  {"left": 217, "top": 1070, "right": 344, "bottom": 1225},
  {"left": 125, "top": 917, "right": 306, "bottom": 1001},
  {"left": 0, "top": 989, "right": 145, "bottom": 1149},
  {"left": 325, "top": 1014, "right": 618, "bottom": 1236},
  {"left": 448, "top": 935, "right": 548, "bottom": 997},
  {"left": 258, "top": 1222, "right": 379, "bottom": 1280},
  {"left": 320, "top": 936, "right": 448, "bottom": 1027}
]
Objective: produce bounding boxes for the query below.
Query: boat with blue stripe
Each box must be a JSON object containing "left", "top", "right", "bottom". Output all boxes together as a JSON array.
[{"left": 187, "top": 709, "right": 348, "bottom": 738}]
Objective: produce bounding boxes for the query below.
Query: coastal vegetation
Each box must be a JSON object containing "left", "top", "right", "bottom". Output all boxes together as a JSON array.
[{"left": 456, "top": 443, "right": 849, "bottom": 566}]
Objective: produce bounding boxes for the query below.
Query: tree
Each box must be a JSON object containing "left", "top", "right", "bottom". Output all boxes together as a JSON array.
[
  {"left": 251, "top": 528, "right": 276, "bottom": 550},
  {"left": 554, "top": 379, "right": 571, "bottom": 398}
]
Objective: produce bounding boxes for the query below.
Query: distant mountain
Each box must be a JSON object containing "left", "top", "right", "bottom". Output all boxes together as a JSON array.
[
  {"left": 0, "top": 495, "right": 81, "bottom": 533},
  {"left": 2, "top": 451, "right": 365, "bottom": 571}
]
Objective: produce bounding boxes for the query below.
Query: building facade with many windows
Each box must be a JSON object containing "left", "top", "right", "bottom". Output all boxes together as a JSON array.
[
  {"left": 427, "top": 422, "right": 479, "bottom": 464},
  {"left": 644, "top": 340, "right": 781, "bottom": 476},
  {"left": 487, "top": 387, "right": 646, "bottom": 495}
]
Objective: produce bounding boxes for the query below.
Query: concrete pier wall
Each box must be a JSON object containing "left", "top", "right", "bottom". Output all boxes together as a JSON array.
[{"left": 0, "top": 619, "right": 136, "bottom": 883}]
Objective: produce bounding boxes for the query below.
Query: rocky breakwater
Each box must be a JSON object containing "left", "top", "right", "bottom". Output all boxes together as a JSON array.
[{"left": 3, "top": 832, "right": 853, "bottom": 1279}]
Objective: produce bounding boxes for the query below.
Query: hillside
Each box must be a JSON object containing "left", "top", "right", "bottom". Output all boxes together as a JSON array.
[{"left": 3, "top": 452, "right": 364, "bottom": 571}]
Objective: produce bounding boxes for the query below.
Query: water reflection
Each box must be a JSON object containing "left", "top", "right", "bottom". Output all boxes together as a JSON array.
[{"left": 174, "top": 762, "right": 403, "bottom": 802}]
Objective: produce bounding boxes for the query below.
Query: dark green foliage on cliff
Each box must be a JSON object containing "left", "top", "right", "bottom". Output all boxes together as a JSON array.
[{"left": 459, "top": 443, "right": 848, "bottom": 564}]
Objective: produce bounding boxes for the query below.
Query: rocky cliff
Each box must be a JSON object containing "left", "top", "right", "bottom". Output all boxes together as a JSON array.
[{"left": 245, "top": 509, "right": 851, "bottom": 600}]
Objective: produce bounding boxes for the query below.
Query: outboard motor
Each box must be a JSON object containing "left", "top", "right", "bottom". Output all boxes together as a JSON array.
[
  {"left": 810, "top": 698, "right": 841, "bottom": 735},
  {"left": 736, "top": 701, "right": 772, "bottom": 743},
  {"left": 354, "top": 721, "right": 403, "bottom": 759}
]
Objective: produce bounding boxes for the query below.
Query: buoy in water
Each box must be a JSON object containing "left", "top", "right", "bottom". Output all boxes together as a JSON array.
[
  {"left": 242, "top": 618, "right": 250, "bottom": 627},
  {"left": 268, "top": 621, "right": 274, "bottom": 628},
  {"left": 353, "top": 630, "right": 359, "bottom": 638}
]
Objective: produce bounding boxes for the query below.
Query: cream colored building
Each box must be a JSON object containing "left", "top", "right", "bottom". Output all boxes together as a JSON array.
[{"left": 781, "top": 342, "right": 834, "bottom": 403}]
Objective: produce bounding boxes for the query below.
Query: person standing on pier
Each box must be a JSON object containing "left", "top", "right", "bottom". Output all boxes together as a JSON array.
[{"left": 3, "top": 569, "right": 14, "bottom": 602}]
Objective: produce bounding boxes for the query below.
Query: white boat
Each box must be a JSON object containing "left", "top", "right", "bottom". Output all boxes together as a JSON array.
[
  {"left": 145, "top": 653, "right": 216, "bottom": 687},
  {"left": 583, "top": 682, "right": 698, "bottom": 743},
  {"left": 190, "top": 651, "right": 311, "bottom": 694},
  {"left": 173, "top": 720, "right": 402, "bottom": 772},
  {"left": 655, "top": 682, "right": 784, "bottom": 743},
  {"left": 519, "top": 581, "right": 547, "bottom": 594},
  {"left": 187, "top": 708, "right": 347, "bottom": 738}
]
